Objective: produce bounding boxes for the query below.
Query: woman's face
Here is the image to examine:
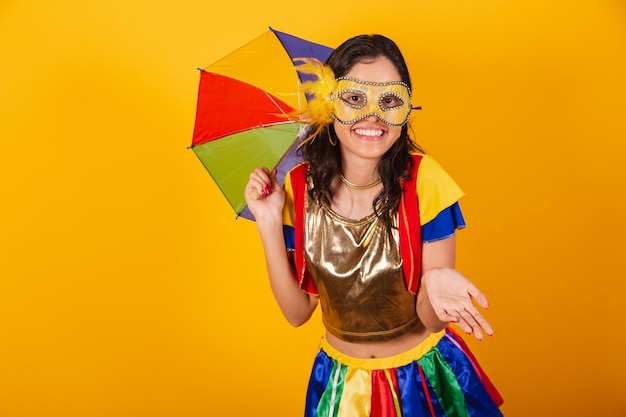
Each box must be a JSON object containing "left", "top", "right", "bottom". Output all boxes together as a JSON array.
[{"left": 332, "top": 57, "right": 406, "bottom": 164}]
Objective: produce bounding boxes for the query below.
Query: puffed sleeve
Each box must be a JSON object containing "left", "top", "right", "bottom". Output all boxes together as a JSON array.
[{"left": 416, "top": 155, "right": 467, "bottom": 242}]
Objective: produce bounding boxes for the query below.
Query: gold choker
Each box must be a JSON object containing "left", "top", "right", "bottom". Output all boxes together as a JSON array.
[{"left": 340, "top": 174, "right": 382, "bottom": 190}]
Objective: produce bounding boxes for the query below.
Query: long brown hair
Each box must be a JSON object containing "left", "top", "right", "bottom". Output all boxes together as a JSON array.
[{"left": 301, "top": 34, "right": 424, "bottom": 228}]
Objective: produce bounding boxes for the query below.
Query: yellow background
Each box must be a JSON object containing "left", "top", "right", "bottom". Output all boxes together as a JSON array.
[{"left": 1, "top": 1, "right": 625, "bottom": 416}]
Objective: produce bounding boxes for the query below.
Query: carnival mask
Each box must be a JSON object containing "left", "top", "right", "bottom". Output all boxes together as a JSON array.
[{"left": 332, "top": 77, "right": 413, "bottom": 127}]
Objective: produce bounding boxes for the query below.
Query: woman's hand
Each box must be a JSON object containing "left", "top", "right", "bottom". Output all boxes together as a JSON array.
[
  {"left": 244, "top": 167, "right": 285, "bottom": 224},
  {"left": 421, "top": 267, "right": 493, "bottom": 341}
]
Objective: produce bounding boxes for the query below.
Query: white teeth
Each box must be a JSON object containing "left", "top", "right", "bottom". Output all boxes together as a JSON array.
[{"left": 354, "top": 128, "right": 384, "bottom": 137}]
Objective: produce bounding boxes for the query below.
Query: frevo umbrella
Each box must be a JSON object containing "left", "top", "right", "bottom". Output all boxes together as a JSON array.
[{"left": 191, "top": 28, "right": 333, "bottom": 220}]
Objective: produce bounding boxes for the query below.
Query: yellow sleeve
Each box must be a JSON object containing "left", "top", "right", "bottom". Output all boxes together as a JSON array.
[
  {"left": 416, "top": 154, "right": 465, "bottom": 225},
  {"left": 282, "top": 169, "right": 296, "bottom": 228}
]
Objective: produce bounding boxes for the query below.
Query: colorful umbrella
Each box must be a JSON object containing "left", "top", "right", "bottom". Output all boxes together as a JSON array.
[{"left": 191, "top": 28, "right": 333, "bottom": 220}]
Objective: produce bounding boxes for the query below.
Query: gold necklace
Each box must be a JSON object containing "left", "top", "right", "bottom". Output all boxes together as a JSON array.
[{"left": 340, "top": 174, "right": 382, "bottom": 190}]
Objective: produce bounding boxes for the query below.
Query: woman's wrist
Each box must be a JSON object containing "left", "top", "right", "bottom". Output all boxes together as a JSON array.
[{"left": 255, "top": 214, "right": 284, "bottom": 235}]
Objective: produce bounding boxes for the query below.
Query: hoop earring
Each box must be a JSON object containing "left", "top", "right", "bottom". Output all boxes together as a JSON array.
[{"left": 329, "top": 135, "right": 337, "bottom": 146}]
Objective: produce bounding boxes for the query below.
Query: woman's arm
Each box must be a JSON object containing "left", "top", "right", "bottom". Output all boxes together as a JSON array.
[
  {"left": 416, "top": 236, "right": 493, "bottom": 340},
  {"left": 245, "top": 168, "right": 318, "bottom": 327}
]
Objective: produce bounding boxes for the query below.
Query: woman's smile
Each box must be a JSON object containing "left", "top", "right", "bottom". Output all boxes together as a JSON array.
[{"left": 353, "top": 126, "right": 386, "bottom": 139}]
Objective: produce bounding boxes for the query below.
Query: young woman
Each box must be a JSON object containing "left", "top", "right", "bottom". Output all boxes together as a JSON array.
[{"left": 245, "top": 34, "right": 504, "bottom": 417}]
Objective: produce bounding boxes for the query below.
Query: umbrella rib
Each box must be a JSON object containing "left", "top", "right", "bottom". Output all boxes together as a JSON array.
[
  {"left": 254, "top": 120, "right": 297, "bottom": 129},
  {"left": 265, "top": 92, "right": 299, "bottom": 122},
  {"left": 188, "top": 121, "right": 300, "bottom": 149}
]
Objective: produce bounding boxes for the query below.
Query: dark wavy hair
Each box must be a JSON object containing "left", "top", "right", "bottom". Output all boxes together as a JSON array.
[{"left": 301, "top": 34, "right": 424, "bottom": 228}]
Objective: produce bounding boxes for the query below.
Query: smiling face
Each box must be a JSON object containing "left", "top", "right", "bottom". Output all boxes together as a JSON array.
[{"left": 332, "top": 57, "right": 406, "bottom": 163}]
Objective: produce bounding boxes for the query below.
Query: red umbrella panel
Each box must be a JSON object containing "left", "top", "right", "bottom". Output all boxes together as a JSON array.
[{"left": 191, "top": 28, "right": 333, "bottom": 220}]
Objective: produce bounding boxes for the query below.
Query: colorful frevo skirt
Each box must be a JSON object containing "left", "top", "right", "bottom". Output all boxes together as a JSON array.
[{"left": 304, "top": 328, "right": 504, "bottom": 417}]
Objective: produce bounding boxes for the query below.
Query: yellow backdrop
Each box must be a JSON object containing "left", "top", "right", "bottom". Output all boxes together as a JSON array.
[{"left": 1, "top": 1, "right": 625, "bottom": 416}]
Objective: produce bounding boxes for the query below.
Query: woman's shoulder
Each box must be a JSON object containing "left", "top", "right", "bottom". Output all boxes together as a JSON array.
[
  {"left": 409, "top": 152, "right": 454, "bottom": 182},
  {"left": 286, "top": 161, "right": 309, "bottom": 174},
  {"left": 410, "top": 152, "right": 443, "bottom": 175},
  {"left": 283, "top": 162, "right": 309, "bottom": 193}
]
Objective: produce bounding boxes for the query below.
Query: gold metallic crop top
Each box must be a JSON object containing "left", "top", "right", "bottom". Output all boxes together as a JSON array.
[{"left": 304, "top": 190, "right": 419, "bottom": 343}]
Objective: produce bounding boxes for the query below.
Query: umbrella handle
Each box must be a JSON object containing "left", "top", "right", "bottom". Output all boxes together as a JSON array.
[
  {"left": 249, "top": 183, "right": 272, "bottom": 200},
  {"left": 249, "top": 189, "right": 261, "bottom": 200}
]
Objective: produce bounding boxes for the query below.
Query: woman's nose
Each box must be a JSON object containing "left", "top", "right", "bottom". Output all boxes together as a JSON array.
[{"left": 365, "top": 113, "right": 382, "bottom": 122}]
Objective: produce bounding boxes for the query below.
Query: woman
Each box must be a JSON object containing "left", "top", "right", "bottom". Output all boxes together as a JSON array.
[{"left": 245, "top": 34, "right": 503, "bottom": 417}]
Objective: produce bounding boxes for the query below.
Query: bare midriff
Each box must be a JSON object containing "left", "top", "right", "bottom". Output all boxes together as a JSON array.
[{"left": 324, "top": 321, "right": 431, "bottom": 359}]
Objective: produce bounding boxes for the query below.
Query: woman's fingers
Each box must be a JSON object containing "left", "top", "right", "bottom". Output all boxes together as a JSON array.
[
  {"left": 472, "top": 310, "right": 494, "bottom": 337},
  {"left": 247, "top": 182, "right": 271, "bottom": 200},
  {"left": 448, "top": 311, "right": 474, "bottom": 336},
  {"left": 458, "top": 308, "right": 485, "bottom": 340},
  {"left": 247, "top": 167, "right": 273, "bottom": 200},
  {"left": 437, "top": 308, "right": 459, "bottom": 324},
  {"left": 467, "top": 284, "right": 490, "bottom": 310},
  {"left": 440, "top": 293, "right": 493, "bottom": 341},
  {"left": 450, "top": 305, "right": 493, "bottom": 340}
]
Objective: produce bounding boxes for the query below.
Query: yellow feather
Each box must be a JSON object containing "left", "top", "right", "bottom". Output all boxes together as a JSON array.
[{"left": 293, "top": 58, "right": 337, "bottom": 127}]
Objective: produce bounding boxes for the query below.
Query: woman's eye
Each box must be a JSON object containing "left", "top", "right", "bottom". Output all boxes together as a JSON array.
[
  {"left": 340, "top": 92, "right": 366, "bottom": 107},
  {"left": 381, "top": 95, "right": 403, "bottom": 109}
]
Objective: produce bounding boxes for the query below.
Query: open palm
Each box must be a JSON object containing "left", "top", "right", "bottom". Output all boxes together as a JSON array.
[{"left": 422, "top": 268, "right": 493, "bottom": 340}]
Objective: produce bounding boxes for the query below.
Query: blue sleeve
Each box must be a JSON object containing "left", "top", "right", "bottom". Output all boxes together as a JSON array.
[
  {"left": 421, "top": 202, "right": 466, "bottom": 243},
  {"left": 283, "top": 225, "right": 295, "bottom": 250}
]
